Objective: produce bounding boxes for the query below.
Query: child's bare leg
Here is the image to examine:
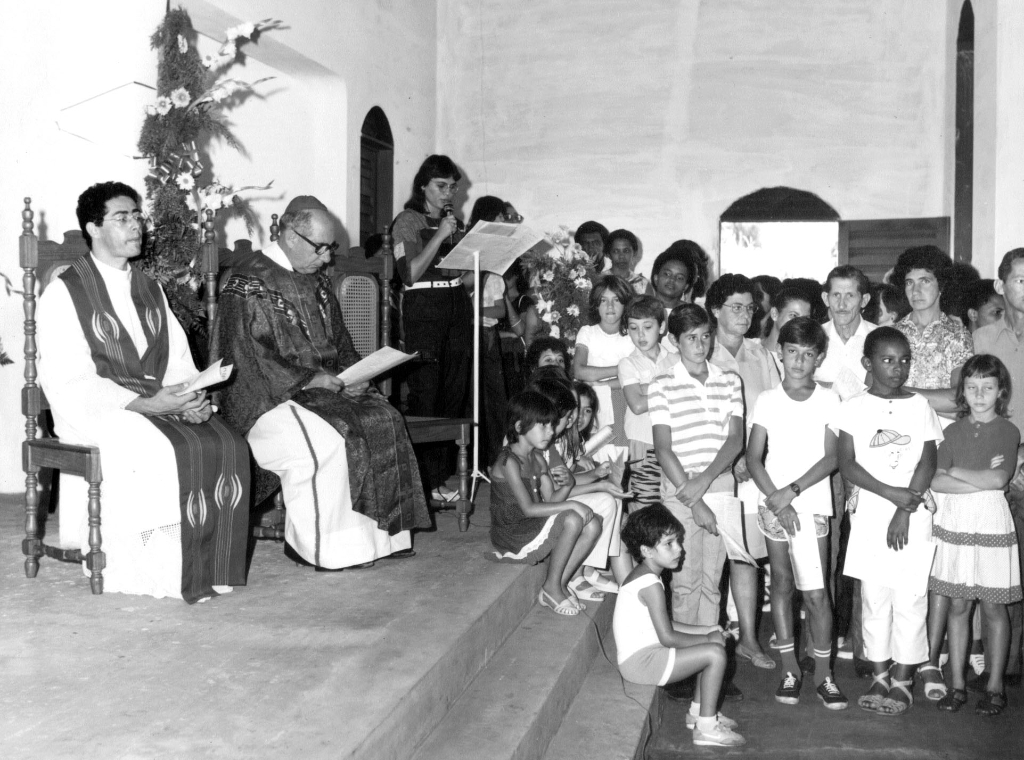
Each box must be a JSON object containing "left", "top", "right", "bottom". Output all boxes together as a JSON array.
[
  {"left": 805, "top": 535, "right": 834, "bottom": 685},
  {"left": 559, "top": 514, "right": 603, "bottom": 592},
  {"left": 926, "top": 590, "right": 950, "bottom": 669},
  {"left": 543, "top": 511, "right": 585, "bottom": 603},
  {"left": 667, "top": 643, "right": 727, "bottom": 717},
  {"left": 729, "top": 560, "right": 766, "bottom": 658},
  {"left": 981, "top": 601, "right": 1009, "bottom": 694},
  {"left": 946, "top": 597, "right": 972, "bottom": 690},
  {"left": 766, "top": 539, "right": 798, "bottom": 673}
]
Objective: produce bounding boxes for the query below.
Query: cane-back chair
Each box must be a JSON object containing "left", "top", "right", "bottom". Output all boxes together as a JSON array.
[
  {"left": 335, "top": 233, "right": 474, "bottom": 530},
  {"left": 20, "top": 201, "right": 220, "bottom": 593}
]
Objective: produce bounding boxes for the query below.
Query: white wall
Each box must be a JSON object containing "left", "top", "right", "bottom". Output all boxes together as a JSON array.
[{"left": 438, "top": 0, "right": 953, "bottom": 279}]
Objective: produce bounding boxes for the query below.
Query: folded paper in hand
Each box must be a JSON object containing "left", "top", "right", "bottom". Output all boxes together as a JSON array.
[
  {"left": 338, "top": 347, "right": 417, "bottom": 386},
  {"left": 583, "top": 425, "right": 614, "bottom": 455},
  {"left": 177, "top": 359, "right": 232, "bottom": 395}
]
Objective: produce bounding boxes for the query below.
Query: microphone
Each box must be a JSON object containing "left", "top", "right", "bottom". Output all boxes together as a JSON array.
[{"left": 443, "top": 204, "right": 455, "bottom": 244}]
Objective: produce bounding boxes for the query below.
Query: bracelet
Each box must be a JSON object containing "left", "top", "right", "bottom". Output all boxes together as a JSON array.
[{"left": 510, "top": 318, "right": 522, "bottom": 327}]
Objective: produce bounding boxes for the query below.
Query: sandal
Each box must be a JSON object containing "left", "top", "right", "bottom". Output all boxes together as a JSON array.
[
  {"left": 976, "top": 691, "right": 1008, "bottom": 716},
  {"left": 937, "top": 687, "right": 969, "bottom": 713},
  {"left": 919, "top": 664, "right": 947, "bottom": 701},
  {"left": 568, "top": 576, "right": 606, "bottom": 602},
  {"left": 858, "top": 671, "right": 890, "bottom": 712},
  {"left": 538, "top": 589, "right": 579, "bottom": 617},
  {"left": 877, "top": 677, "right": 914, "bottom": 716},
  {"left": 736, "top": 644, "right": 776, "bottom": 670},
  {"left": 583, "top": 568, "right": 619, "bottom": 594},
  {"left": 430, "top": 487, "right": 460, "bottom": 505}
]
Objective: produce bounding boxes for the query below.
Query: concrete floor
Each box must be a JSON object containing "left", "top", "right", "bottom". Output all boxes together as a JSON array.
[
  {"left": 0, "top": 489, "right": 530, "bottom": 760},
  {"left": 649, "top": 632, "right": 1024, "bottom": 758}
]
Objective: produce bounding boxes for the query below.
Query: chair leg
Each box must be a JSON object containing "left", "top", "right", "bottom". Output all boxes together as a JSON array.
[
  {"left": 23, "top": 466, "right": 43, "bottom": 578},
  {"left": 85, "top": 479, "right": 104, "bottom": 594},
  {"left": 456, "top": 426, "right": 470, "bottom": 532}
]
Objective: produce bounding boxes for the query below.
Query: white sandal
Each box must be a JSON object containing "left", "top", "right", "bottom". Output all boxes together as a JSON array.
[
  {"left": 919, "top": 664, "right": 947, "bottom": 701},
  {"left": 583, "top": 568, "right": 619, "bottom": 594},
  {"left": 568, "top": 576, "right": 606, "bottom": 602}
]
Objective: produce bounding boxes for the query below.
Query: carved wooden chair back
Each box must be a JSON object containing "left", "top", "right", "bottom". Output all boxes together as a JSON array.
[{"left": 20, "top": 199, "right": 219, "bottom": 594}]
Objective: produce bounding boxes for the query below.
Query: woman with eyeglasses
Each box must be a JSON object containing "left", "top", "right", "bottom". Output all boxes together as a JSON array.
[
  {"left": 391, "top": 154, "right": 472, "bottom": 504},
  {"left": 706, "top": 273, "right": 783, "bottom": 686}
]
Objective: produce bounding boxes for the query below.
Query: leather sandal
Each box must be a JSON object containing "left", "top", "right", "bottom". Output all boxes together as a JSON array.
[
  {"left": 858, "top": 671, "right": 890, "bottom": 712},
  {"left": 937, "top": 687, "right": 968, "bottom": 713},
  {"left": 975, "top": 691, "right": 1008, "bottom": 716},
  {"left": 877, "top": 677, "right": 914, "bottom": 716},
  {"left": 538, "top": 589, "right": 579, "bottom": 617}
]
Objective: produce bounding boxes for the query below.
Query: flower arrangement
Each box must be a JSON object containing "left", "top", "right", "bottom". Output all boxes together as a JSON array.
[
  {"left": 136, "top": 9, "right": 278, "bottom": 331},
  {"left": 520, "top": 226, "right": 593, "bottom": 351}
]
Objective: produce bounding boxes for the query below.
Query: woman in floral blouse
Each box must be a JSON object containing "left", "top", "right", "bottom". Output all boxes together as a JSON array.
[{"left": 892, "top": 246, "right": 973, "bottom": 393}]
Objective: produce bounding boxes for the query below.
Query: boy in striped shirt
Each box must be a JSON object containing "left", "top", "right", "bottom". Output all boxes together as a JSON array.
[{"left": 649, "top": 304, "right": 744, "bottom": 629}]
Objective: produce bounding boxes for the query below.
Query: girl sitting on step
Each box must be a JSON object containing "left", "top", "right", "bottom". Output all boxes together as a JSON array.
[
  {"left": 613, "top": 504, "right": 745, "bottom": 747},
  {"left": 488, "top": 391, "right": 602, "bottom": 617}
]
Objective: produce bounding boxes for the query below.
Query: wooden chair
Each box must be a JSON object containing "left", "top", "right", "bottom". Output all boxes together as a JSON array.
[
  {"left": 20, "top": 201, "right": 220, "bottom": 593},
  {"left": 335, "top": 233, "right": 474, "bottom": 530}
]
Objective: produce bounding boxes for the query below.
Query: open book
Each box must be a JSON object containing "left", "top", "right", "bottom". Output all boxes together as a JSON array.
[
  {"left": 176, "top": 359, "right": 233, "bottom": 396},
  {"left": 338, "top": 346, "right": 417, "bottom": 387}
]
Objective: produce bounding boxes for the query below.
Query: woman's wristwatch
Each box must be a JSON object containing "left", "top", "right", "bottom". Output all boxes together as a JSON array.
[{"left": 788, "top": 482, "right": 801, "bottom": 496}]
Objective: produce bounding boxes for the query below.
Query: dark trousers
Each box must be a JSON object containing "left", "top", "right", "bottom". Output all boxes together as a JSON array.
[
  {"left": 403, "top": 287, "right": 473, "bottom": 490},
  {"left": 481, "top": 326, "right": 508, "bottom": 469}
]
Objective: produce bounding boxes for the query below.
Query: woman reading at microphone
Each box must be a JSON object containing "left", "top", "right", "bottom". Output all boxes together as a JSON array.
[{"left": 391, "top": 154, "right": 471, "bottom": 504}]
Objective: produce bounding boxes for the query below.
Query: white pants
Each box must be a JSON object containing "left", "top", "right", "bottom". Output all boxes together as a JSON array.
[
  {"left": 248, "top": 401, "right": 410, "bottom": 569},
  {"left": 574, "top": 491, "right": 622, "bottom": 569},
  {"left": 861, "top": 581, "right": 929, "bottom": 664}
]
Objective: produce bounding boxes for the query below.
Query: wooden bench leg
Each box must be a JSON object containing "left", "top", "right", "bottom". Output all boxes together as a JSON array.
[
  {"left": 456, "top": 425, "right": 470, "bottom": 532},
  {"left": 85, "top": 479, "right": 104, "bottom": 594},
  {"left": 23, "top": 466, "right": 42, "bottom": 578}
]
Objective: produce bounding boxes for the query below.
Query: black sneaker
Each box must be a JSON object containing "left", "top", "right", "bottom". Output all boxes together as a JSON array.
[
  {"left": 816, "top": 676, "right": 849, "bottom": 710},
  {"left": 853, "top": 656, "right": 875, "bottom": 679},
  {"left": 723, "top": 679, "right": 744, "bottom": 702},
  {"left": 775, "top": 671, "right": 802, "bottom": 705}
]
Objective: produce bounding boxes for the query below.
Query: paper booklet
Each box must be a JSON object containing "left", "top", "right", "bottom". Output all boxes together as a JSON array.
[
  {"left": 436, "top": 221, "right": 546, "bottom": 275},
  {"left": 176, "top": 359, "right": 233, "bottom": 396},
  {"left": 583, "top": 425, "right": 614, "bottom": 455},
  {"left": 338, "top": 346, "right": 417, "bottom": 387}
]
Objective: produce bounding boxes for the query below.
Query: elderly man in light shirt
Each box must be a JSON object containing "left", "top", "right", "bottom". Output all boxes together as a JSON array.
[{"left": 816, "top": 266, "right": 876, "bottom": 400}]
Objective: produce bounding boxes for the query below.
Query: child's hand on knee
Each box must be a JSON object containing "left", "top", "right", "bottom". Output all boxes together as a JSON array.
[{"left": 706, "top": 630, "right": 726, "bottom": 647}]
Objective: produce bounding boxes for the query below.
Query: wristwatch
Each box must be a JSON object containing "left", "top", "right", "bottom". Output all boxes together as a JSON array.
[{"left": 788, "top": 482, "right": 801, "bottom": 496}]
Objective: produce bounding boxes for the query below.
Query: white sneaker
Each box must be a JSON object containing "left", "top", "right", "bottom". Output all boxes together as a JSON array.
[
  {"left": 686, "top": 711, "right": 738, "bottom": 730},
  {"left": 969, "top": 653, "right": 986, "bottom": 676},
  {"left": 693, "top": 721, "right": 746, "bottom": 747}
]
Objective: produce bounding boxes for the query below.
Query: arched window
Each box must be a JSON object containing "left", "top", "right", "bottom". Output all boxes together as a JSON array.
[
  {"left": 359, "top": 106, "right": 394, "bottom": 247},
  {"left": 954, "top": 1, "right": 974, "bottom": 263},
  {"left": 719, "top": 186, "right": 840, "bottom": 282}
]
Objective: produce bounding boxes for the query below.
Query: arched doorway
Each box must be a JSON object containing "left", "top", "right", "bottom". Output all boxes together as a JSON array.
[
  {"left": 359, "top": 106, "right": 394, "bottom": 247},
  {"left": 954, "top": 1, "right": 974, "bottom": 263}
]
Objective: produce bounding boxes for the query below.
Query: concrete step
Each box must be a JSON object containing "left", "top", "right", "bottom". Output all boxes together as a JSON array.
[
  {"left": 541, "top": 599, "right": 663, "bottom": 760},
  {"left": 411, "top": 592, "right": 614, "bottom": 760}
]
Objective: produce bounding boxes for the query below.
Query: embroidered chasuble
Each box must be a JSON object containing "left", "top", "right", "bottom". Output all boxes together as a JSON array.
[
  {"left": 213, "top": 250, "right": 430, "bottom": 535},
  {"left": 60, "top": 256, "right": 250, "bottom": 603}
]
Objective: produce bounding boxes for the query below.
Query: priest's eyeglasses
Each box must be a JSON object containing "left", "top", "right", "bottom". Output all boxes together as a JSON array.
[
  {"left": 292, "top": 228, "right": 340, "bottom": 257},
  {"left": 721, "top": 303, "right": 757, "bottom": 315},
  {"left": 104, "top": 211, "right": 147, "bottom": 227}
]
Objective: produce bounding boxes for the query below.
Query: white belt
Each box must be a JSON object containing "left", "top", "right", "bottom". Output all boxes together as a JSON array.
[{"left": 406, "top": 277, "right": 463, "bottom": 291}]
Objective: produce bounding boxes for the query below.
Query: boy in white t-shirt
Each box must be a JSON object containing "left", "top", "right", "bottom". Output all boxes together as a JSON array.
[
  {"left": 618, "top": 296, "right": 678, "bottom": 511},
  {"left": 746, "top": 317, "right": 848, "bottom": 710}
]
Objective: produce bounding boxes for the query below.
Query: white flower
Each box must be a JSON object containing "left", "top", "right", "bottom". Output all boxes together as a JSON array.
[
  {"left": 536, "top": 296, "right": 554, "bottom": 314},
  {"left": 566, "top": 304, "right": 580, "bottom": 317},
  {"left": 220, "top": 41, "right": 237, "bottom": 59},
  {"left": 542, "top": 270, "right": 555, "bottom": 282},
  {"left": 202, "top": 53, "right": 219, "bottom": 69},
  {"left": 175, "top": 173, "right": 195, "bottom": 190},
  {"left": 549, "top": 325, "right": 561, "bottom": 339},
  {"left": 209, "top": 85, "right": 228, "bottom": 103},
  {"left": 549, "top": 310, "right": 562, "bottom": 323},
  {"left": 574, "top": 276, "right": 592, "bottom": 291},
  {"left": 541, "top": 311, "right": 553, "bottom": 324},
  {"left": 170, "top": 87, "right": 191, "bottom": 108},
  {"left": 154, "top": 96, "right": 172, "bottom": 115},
  {"left": 177, "top": 34, "right": 188, "bottom": 54},
  {"left": 236, "top": 22, "right": 256, "bottom": 38},
  {"left": 203, "top": 192, "right": 224, "bottom": 211},
  {"left": 145, "top": 104, "right": 158, "bottom": 116}
]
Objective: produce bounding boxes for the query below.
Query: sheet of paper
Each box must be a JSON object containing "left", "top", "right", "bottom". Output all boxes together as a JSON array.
[
  {"left": 337, "top": 346, "right": 417, "bottom": 387},
  {"left": 583, "top": 425, "right": 614, "bottom": 455},
  {"left": 176, "top": 359, "right": 232, "bottom": 395},
  {"left": 704, "top": 493, "right": 757, "bottom": 565},
  {"left": 787, "top": 517, "right": 824, "bottom": 591},
  {"left": 437, "top": 221, "right": 546, "bottom": 275}
]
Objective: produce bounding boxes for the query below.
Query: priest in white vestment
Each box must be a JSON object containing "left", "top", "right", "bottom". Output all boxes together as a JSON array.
[{"left": 37, "top": 182, "right": 250, "bottom": 602}]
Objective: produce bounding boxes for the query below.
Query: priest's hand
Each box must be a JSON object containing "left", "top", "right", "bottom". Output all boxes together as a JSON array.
[
  {"left": 181, "top": 402, "right": 213, "bottom": 424},
  {"left": 304, "top": 372, "right": 345, "bottom": 393},
  {"left": 341, "top": 381, "right": 371, "bottom": 398},
  {"left": 127, "top": 384, "right": 210, "bottom": 417}
]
